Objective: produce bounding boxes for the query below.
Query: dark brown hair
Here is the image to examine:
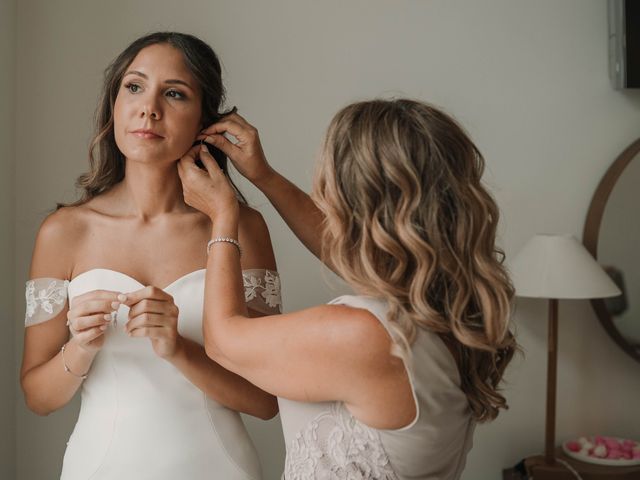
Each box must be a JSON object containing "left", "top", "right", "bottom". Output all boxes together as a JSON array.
[{"left": 59, "top": 31, "right": 245, "bottom": 208}]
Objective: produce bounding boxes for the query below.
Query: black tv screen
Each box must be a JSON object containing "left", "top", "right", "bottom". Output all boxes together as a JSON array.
[{"left": 626, "top": 1, "right": 639, "bottom": 87}]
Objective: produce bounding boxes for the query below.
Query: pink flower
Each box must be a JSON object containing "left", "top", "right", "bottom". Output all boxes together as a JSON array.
[{"left": 566, "top": 441, "right": 581, "bottom": 452}]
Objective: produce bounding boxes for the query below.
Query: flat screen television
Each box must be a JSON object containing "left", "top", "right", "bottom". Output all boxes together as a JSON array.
[{"left": 609, "top": 0, "right": 640, "bottom": 89}]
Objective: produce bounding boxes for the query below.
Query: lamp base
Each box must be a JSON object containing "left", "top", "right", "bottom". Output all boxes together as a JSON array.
[{"left": 523, "top": 448, "right": 640, "bottom": 479}]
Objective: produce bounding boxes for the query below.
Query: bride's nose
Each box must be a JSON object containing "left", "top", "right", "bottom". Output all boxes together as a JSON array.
[{"left": 139, "top": 99, "right": 161, "bottom": 120}]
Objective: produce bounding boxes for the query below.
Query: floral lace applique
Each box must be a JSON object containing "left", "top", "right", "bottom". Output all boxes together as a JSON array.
[
  {"left": 283, "top": 402, "right": 398, "bottom": 480},
  {"left": 25, "top": 278, "right": 69, "bottom": 327},
  {"left": 243, "top": 269, "right": 282, "bottom": 314}
]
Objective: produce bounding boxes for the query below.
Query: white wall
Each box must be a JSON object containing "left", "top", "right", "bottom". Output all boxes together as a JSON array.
[
  {"left": 1, "top": 0, "right": 16, "bottom": 478},
  {"left": 11, "top": 1, "right": 640, "bottom": 479}
]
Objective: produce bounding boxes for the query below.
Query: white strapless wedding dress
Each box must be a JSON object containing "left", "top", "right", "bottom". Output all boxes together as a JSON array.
[{"left": 58, "top": 268, "right": 266, "bottom": 480}]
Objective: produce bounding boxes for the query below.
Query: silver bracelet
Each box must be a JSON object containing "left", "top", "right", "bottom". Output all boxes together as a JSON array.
[
  {"left": 61, "top": 342, "right": 89, "bottom": 380},
  {"left": 207, "top": 237, "right": 242, "bottom": 257}
]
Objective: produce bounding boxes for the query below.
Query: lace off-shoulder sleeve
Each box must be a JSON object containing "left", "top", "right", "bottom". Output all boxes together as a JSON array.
[
  {"left": 25, "top": 278, "right": 69, "bottom": 327},
  {"left": 242, "top": 269, "right": 282, "bottom": 315}
]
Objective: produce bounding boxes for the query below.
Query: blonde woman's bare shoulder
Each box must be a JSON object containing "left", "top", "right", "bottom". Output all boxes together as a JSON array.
[
  {"left": 323, "top": 304, "right": 395, "bottom": 357},
  {"left": 30, "top": 206, "right": 91, "bottom": 279},
  {"left": 315, "top": 304, "right": 415, "bottom": 428}
]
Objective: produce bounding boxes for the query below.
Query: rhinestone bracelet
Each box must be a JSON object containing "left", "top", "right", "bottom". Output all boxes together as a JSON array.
[{"left": 207, "top": 237, "right": 242, "bottom": 257}]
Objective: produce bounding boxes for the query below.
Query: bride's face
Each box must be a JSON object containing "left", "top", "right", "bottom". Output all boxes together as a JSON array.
[{"left": 113, "top": 43, "right": 202, "bottom": 165}]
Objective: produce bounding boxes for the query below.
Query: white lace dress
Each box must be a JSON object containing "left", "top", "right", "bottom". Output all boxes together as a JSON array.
[
  {"left": 282, "top": 401, "right": 398, "bottom": 479},
  {"left": 278, "top": 295, "right": 474, "bottom": 480},
  {"left": 25, "top": 268, "right": 281, "bottom": 480}
]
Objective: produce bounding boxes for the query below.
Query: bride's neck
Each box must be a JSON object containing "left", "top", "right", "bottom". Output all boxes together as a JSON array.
[{"left": 116, "top": 159, "right": 188, "bottom": 219}]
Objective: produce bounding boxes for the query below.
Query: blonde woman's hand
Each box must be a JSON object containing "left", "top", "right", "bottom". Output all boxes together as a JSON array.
[
  {"left": 198, "top": 113, "right": 274, "bottom": 186},
  {"left": 178, "top": 143, "right": 239, "bottom": 220},
  {"left": 120, "top": 287, "right": 183, "bottom": 360},
  {"left": 67, "top": 290, "right": 121, "bottom": 353}
]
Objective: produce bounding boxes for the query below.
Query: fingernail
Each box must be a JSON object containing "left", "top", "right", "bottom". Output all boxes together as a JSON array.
[
  {"left": 99, "top": 325, "right": 107, "bottom": 331},
  {"left": 103, "top": 314, "right": 112, "bottom": 321},
  {"left": 111, "top": 301, "right": 120, "bottom": 310},
  {"left": 117, "top": 294, "right": 127, "bottom": 302},
  {"left": 201, "top": 144, "right": 208, "bottom": 152}
]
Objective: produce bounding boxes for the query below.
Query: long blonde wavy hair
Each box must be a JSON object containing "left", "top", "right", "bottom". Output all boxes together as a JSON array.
[{"left": 312, "top": 99, "right": 516, "bottom": 422}]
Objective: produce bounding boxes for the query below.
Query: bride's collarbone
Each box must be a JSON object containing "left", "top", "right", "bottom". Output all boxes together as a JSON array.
[{"left": 71, "top": 231, "right": 209, "bottom": 288}]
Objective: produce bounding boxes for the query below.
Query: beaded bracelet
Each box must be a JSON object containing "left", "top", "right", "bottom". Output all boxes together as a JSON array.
[
  {"left": 207, "top": 237, "right": 242, "bottom": 257},
  {"left": 61, "top": 342, "right": 89, "bottom": 380}
]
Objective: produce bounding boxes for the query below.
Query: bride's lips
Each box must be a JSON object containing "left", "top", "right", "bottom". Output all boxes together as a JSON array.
[{"left": 130, "top": 129, "right": 164, "bottom": 139}]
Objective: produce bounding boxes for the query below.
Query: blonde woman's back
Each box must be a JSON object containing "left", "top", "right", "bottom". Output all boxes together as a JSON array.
[{"left": 279, "top": 295, "right": 474, "bottom": 480}]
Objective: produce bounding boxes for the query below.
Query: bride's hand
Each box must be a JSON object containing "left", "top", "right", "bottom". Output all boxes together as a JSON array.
[
  {"left": 67, "top": 290, "right": 121, "bottom": 353},
  {"left": 120, "top": 287, "right": 183, "bottom": 360},
  {"left": 177, "top": 143, "right": 239, "bottom": 220},
  {"left": 198, "top": 113, "right": 274, "bottom": 186}
]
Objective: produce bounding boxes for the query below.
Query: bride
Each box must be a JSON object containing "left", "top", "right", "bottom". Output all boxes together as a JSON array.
[{"left": 20, "top": 32, "right": 279, "bottom": 480}]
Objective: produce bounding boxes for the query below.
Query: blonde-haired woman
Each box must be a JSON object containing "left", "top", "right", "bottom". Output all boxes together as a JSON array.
[{"left": 178, "top": 99, "right": 516, "bottom": 479}]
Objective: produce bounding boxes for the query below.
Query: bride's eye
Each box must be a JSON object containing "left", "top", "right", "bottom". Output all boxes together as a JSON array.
[
  {"left": 166, "top": 89, "right": 185, "bottom": 100},
  {"left": 124, "top": 83, "right": 141, "bottom": 93}
]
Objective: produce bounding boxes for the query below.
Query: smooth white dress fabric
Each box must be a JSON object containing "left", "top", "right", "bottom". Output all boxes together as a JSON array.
[
  {"left": 25, "top": 268, "right": 280, "bottom": 480},
  {"left": 278, "top": 295, "right": 474, "bottom": 480}
]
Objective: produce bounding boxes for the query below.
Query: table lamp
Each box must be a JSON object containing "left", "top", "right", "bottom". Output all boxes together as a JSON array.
[{"left": 509, "top": 234, "right": 621, "bottom": 467}]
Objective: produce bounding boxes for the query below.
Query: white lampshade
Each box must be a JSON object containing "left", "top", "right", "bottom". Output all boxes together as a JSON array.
[{"left": 510, "top": 234, "right": 621, "bottom": 299}]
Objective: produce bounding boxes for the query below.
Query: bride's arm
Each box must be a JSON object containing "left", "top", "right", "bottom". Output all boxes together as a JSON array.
[
  {"left": 154, "top": 206, "right": 279, "bottom": 420},
  {"left": 21, "top": 209, "right": 118, "bottom": 415}
]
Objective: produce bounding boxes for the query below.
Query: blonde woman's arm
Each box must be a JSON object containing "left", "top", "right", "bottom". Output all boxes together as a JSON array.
[
  {"left": 199, "top": 113, "right": 326, "bottom": 263},
  {"left": 178, "top": 145, "right": 415, "bottom": 430}
]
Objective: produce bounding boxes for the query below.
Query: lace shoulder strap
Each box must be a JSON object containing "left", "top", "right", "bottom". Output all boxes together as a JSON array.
[
  {"left": 242, "top": 269, "right": 282, "bottom": 315},
  {"left": 25, "top": 278, "right": 69, "bottom": 327}
]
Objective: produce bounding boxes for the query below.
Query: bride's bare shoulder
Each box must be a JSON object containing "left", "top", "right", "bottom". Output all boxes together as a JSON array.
[
  {"left": 237, "top": 204, "right": 276, "bottom": 270},
  {"left": 238, "top": 204, "right": 272, "bottom": 243},
  {"left": 37, "top": 204, "right": 93, "bottom": 241},
  {"left": 30, "top": 205, "right": 93, "bottom": 279}
]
